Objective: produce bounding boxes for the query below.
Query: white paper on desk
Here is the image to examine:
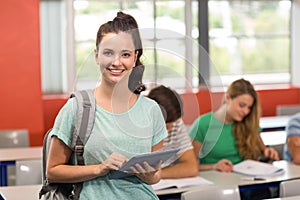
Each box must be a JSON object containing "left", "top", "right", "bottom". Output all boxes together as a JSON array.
[
  {"left": 233, "top": 160, "right": 284, "bottom": 177},
  {"left": 152, "top": 177, "right": 214, "bottom": 191}
]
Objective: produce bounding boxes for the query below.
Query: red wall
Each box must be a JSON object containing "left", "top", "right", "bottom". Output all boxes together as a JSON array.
[
  {"left": 0, "top": 0, "right": 44, "bottom": 146},
  {"left": 43, "top": 84, "right": 300, "bottom": 136},
  {"left": 256, "top": 85, "right": 300, "bottom": 116},
  {"left": 43, "top": 95, "right": 68, "bottom": 134},
  {"left": 0, "top": 1, "right": 299, "bottom": 146}
]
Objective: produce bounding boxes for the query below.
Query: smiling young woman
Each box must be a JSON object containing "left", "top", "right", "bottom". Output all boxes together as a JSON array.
[
  {"left": 45, "top": 12, "right": 168, "bottom": 200},
  {"left": 189, "top": 78, "right": 279, "bottom": 172}
]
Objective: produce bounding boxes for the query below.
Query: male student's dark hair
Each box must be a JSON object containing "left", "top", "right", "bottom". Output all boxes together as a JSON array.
[{"left": 148, "top": 85, "right": 184, "bottom": 123}]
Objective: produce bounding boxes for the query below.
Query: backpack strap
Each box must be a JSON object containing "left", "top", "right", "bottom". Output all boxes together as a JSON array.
[
  {"left": 41, "top": 128, "right": 53, "bottom": 184},
  {"left": 70, "top": 89, "right": 96, "bottom": 165},
  {"left": 70, "top": 89, "right": 96, "bottom": 199}
]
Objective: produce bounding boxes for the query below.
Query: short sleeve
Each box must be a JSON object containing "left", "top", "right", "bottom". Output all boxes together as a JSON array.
[
  {"left": 287, "top": 113, "right": 300, "bottom": 137},
  {"left": 50, "top": 98, "right": 77, "bottom": 147},
  {"left": 189, "top": 117, "right": 203, "bottom": 142}
]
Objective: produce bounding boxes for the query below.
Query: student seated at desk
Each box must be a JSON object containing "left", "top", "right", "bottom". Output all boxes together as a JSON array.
[
  {"left": 148, "top": 85, "right": 198, "bottom": 179},
  {"left": 284, "top": 112, "right": 300, "bottom": 164},
  {"left": 189, "top": 78, "right": 279, "bottom": 172}
]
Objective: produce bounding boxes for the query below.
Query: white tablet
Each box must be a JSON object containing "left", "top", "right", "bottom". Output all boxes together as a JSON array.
[{"left": 109, "top": 149, "right": 180, "bottom": 179}]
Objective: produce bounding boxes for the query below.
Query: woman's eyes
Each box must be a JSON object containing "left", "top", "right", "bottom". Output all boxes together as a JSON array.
[
  {"left": 122, "top": 52, "right": 131, "bottom": 57},
  {"left": 103, "top": 51, "right": 113, "bottom": 56},
  {"left": 102, "top": 51, "right": 132, "bottom": 58},
  {"left": 239, "top": 103, "right": 252, "bottom": 110}
]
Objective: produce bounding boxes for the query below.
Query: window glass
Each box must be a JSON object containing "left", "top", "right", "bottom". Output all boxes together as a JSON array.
[
  {"left": 208, "top": 0, "right": 291, "bottom": 86},
  {"left": 71, "top": 0, "right": 292, "bottom": 91},
  {"left": 40, "top": 0, "right": 68, "bottom": 94},
  {"left": 74, "top": 0, "right": 190, "bottom": 90},
  {"left": 41, "top": 0, "right": 293, "bottom": 93}
]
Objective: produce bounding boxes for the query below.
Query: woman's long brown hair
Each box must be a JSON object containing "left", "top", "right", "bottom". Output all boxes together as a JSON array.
[{"left": 227, "top": 79, "right": 262, "bottom": 160}]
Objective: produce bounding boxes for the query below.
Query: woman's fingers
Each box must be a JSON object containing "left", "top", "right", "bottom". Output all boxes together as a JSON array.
[
  {"left": 128, "top": 161, "right": 161, "bottom": 174},
  {"left": 103, "top": 153, "right": 128, "bottom": 170}
]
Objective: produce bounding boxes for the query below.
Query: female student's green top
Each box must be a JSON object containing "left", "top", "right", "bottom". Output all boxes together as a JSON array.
[{"left": 189, "top": 112, "right": 243, "bottom": 165}]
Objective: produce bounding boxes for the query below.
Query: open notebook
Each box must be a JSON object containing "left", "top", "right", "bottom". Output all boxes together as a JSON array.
[
  {"left": 233, "top": 160, "right": 284, "bottom": 177},
  {"left": 152, "top": 177, "right": 214, "bottom": 191}
]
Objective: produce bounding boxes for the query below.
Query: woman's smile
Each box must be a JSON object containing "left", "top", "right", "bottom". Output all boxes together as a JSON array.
[{"left": 106, "top": 67, "right": 126, "bottom": 74}]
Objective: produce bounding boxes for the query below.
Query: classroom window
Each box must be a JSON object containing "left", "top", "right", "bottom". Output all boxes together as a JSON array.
[
  {"left": 73, "top": 0, "right": 198, "bottom": 91},
  {"left": 40, "top": 0, "right": 68, "bottom": 93},
  {"left": 40, "top": 0, "right": 294, "bottom": 94},
  {"left": 40, "top": 0, "right": 75, "bottom": 94},
  {"left": 208, "top": 0, "right": 291, "bottom": 86}
]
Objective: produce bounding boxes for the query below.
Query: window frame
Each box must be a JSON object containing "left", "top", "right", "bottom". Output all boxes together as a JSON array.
[{"left": 40, "top": 0, "right": 300, "bottom": 94}]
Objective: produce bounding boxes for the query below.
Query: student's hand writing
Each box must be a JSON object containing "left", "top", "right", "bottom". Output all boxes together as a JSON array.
[
  {"left": 213, "top": 159, "right": 233, "bottom": 172},
  {"left": 263, "top": 147, "right": 279, "bottom": 161},
  {"left": 129, "top": 160, "right": 162, "bottom": 184},
  {"left": 101, "top": 153, "right": 128, "bottom": 175}
]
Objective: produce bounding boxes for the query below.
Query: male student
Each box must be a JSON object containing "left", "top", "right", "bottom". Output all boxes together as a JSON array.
[
  {"left": 284, "top": 112, "right": 300, "bottom": 164},
  {"left": 148, "top": 85, "right": 198, "bottom": 178}
]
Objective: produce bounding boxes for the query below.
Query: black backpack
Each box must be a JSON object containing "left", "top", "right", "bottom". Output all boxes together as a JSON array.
[{"left": 39, "top": 90, "right": 96, "bottom": 200}]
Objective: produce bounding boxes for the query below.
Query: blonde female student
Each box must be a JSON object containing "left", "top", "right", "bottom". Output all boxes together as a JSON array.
[
  {"left": 46, "top": 12, "right": 167, "bottom": 199},
  {"left": 189, "top": 78, "right": 279, "bottom": 172}
]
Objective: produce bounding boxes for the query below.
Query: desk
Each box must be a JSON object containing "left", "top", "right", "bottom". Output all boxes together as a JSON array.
[
  {"left": 264, "top": 195, "right": 300, "bottom": 200},
  {"left": 0, "top": 184, "right": 41, "bottom": 200},
  {"left": 206, "top": 160, "right": 300, "bottom": 186},
  {"left": 261, "top": 131, "right": 286, "bottom": 146},
  {"left": 260, "top": 116, "right": 290, "bottom": 131},
  {"left": 156, "top": 161, "right": 300, "bottom": 199},
  {"left": 0, "top": 147, "right": 42, "bottom": 162},
  {"left": 0, "top": 147, "right": 42, "bottom": 186}
]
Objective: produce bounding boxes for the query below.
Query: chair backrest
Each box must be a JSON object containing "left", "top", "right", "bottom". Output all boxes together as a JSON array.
[
  {"left": 260, "top": 130, "right": 286, "bottom": 160},
  {"left": 280, "top": 179, "right": 300, "bottom": 197},
  {"left": 276, "top": 105, "right": 300, "bottom": 116},
  {"left": 0, "top": 129, "right": 29, "bottom": 148},
  {"left": 181, "top": 185, "right": 241, "bottom": 200},
  {"left": 15, "top": 159, "right": 42, "bottom": 185},
  {"left": 270, "top": 143, "right": 284, "bottom": 160}
]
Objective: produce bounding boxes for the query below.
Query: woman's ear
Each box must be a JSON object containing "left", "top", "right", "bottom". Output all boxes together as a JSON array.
[
  {"left": 225, "top": 93, "right": 231, "bottom": 104},
  {"left": 94, "top": 48, "right": 99, "bottom": 64}
]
